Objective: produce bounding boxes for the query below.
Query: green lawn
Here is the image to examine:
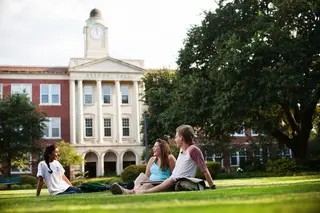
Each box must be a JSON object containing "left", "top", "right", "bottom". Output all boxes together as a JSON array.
[{"left": 1, "top": 175, "right": 320, "bottom": 213}]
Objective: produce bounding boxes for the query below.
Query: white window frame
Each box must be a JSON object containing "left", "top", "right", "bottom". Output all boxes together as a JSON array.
[
  {"left": 253, "top": 147, "right": 263, "bottom": 163},
  {"left": 102, "top": 85, "right": 111, "bottom": 104},
  {"left": 85, "top": 118, "right": 94, "bottom": 137},
  {"left": 0, "top": 83, "right": 3, "bottom": 98},
  {"left": 11, "top": 153, "right": 32, "bottom": 174},
  {"left": 11, "top": 84, "right": 32, "bottom": 101},
  {"left": 121, "top": 85, "right": 129, "bottom": 104},
  {"left": 251, "top": 128, "right": 259, "bottom": 136},
  {"left": 103, "top": 118, "right": 112, "bottom": 137},
  {"left": 122, "top": 118, "right": 130, "bottom": 137},
  {"left": 282, "top": 147, "right": 292, "bottom": 159},
  {"left": 213, "top": 153, "right": 224, "bottom": 168},
  {"left": 230, "top": 149, "right": 247, "bottom": 167},
  {"left": 84, "top": 85, "right": 93, "bottom": 104},
  {"left": 40, "top": 84, "right": 61, "bottom": 105},
  {"left": 232, "top": 127, "right": 246, "bottom": 136},
  {"left": 43, "top": 117, "right": 61, "bottom": 139}
]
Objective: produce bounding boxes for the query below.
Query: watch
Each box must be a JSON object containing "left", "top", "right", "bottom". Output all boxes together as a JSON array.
[{"left": 90, "top": 26, "right": 103, "bottom": 39}]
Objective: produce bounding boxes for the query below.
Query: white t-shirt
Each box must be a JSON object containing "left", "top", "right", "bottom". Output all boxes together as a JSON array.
[
  {"left": 37, "top": 160, "right": 70, "bottom": 195},
  {"left": 171, "top": 145, "right": 207, "bottom": 180}
]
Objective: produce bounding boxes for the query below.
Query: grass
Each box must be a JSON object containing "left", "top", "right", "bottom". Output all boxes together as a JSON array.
[{"left": 1, "top": 175, "right": 320, "bottom": 213}]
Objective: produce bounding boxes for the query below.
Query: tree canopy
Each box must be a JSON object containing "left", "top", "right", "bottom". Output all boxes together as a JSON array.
[
  {"left": 175, "top": 0, "right": 320, "bottom": 161},
  {"left": 0, "top": 93, "right": 47, "bottom": 176},
  {"left": 56, "top": 141, "right": 83, "bottom": 167}
]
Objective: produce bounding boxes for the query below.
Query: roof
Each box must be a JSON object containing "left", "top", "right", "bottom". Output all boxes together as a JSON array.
[{"left": 0, "top": 66, "right": 68, "bottom": 74}]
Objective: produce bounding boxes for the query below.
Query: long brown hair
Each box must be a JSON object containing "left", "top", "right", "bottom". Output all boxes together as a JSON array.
[{"left": 155, "top": 139, "right": 171, "bottom": 171}]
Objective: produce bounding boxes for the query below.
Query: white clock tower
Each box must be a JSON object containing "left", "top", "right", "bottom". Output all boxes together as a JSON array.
[{"left": 84, "top": 9, "right": 109, "bottom": 58}]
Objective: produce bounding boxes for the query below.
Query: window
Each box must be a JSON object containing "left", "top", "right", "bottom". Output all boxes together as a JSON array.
[
  {"left": 121, "top": 86, "right": 129, "bottom": 104},
  {"left": 11, "top": 84, "right": 32, "bottom": 100},
  {"left": 85, "top": 118, "right": 93, "bottom": 137},
  {"left": 213, "top": 152, "right": 224, "bottom": 167},
  {"left": 43, "top": 117, "right": 61, "bottom": 138},
  {"left": 233, "top": 126, "right": 246, "bottom": 136},
  {"left": 251, "top": 128, "right": 259, "bottom": 136},
  {"left": 104, "top": 118, "right": 111, "bottom": 137},
  {"left": 0, "top": 83, "right": 2, "bottom": 98},
  {"left": 282, "top": 147, "right": 292, "bottom": 159},
  {"left": 230, "top": 151, "right": 238, "bottom": 166},
  {"left": 253, "top": 147, "right": 263, "bottom": 163},
  {"left": 11, "top": 153, "right": 32, "bottom": 174},
  {"left": 102, "top": 85, "right": 111, "bottom": 104},
  {"left": 122, "top": 118, "right": 130, "bottom": 136},
  {"left": 40, "top": 84, "right": 60, "bottom": 105},
  {"left": 84, "top": 85, "right": 93, "bottom": 104},
  {"left": 230, "top": 149, "right": 247, "bottom": 167}
]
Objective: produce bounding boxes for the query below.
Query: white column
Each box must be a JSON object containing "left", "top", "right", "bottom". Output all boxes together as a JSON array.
[
  {"left": 115, "top": 81, "right": 122, "bottom": 143},
  {"left": 81, "top": 153, "right": 85, "bottom": 174},
  {"left": 97, "top": 80, "right": 103, "bottom": 143},
  {"left": 133, "top": 81, "right": 141, "bottom": 143},
  {"left": 100, "top": 153, "right": 105, "bottom": 176},
  {"left": 78, "top": 80, "right": 84, "bottom": 144},
  {"left": 70, "top": 80, "right": 76, "bottom": 144}
]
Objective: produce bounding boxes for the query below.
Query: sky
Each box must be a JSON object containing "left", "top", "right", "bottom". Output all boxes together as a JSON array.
[{"left": 0, "top": 0, "right": 218, "bottom": 69}]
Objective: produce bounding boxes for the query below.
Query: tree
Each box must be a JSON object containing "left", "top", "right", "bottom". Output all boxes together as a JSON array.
[
  {"left": 176, "top": 0, "right": 320, "bottom": 161},
  {"left": 56, "top": 141, "right": 83, "bottom": 167},
  {"left": 142, "top": 69, "right": 179, "bottom": 145},
  {"left": 0, "top": 93, "right": 47, "bottom": 177}
]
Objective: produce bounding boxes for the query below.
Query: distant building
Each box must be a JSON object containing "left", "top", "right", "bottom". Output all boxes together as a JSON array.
[{"left": 0, "top": 9, "right": 145, "bottom": 178}]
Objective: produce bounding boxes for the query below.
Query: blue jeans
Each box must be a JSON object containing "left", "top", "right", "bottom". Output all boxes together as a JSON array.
[{"left": 57, "top": 186, "right": 82, "bottom": 195}]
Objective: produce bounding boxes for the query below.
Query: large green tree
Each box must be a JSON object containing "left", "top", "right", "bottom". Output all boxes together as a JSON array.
[
  {"left": 176, "top": 0, "right": 320, "bottom": 161},
  {"left": 0, "top": 93, "right": 47, "bottom": 177},
  {"left": 142, "top": 69, "right": 178, "bottom": 145}
]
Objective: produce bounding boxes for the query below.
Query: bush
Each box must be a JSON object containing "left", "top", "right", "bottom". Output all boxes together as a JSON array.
[
  {"left": 266, "top": 158, "right": 297, "bottom": 174},
  {"left": 120, "top": 164, "right": 146, "bottom": 182},
  {"left": 20, "top": 175, "right": 38, "bottom": 187},
  {"left": 71, "top": 176, "right": 121, "bottom": 187},
  {"left": 196, "top": 162, "right": 221, "bottom": 179}
]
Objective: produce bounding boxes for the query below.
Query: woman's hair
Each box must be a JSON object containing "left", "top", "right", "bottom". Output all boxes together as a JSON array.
[
  {"left": 155, "top": 139, "right": 171, "bottom": 171},
  {"left": 176, "top": 125, "right": 195, "bottom": 146},
  {"left": 44, "top": 144, "right": 57, "bottom": 174}
]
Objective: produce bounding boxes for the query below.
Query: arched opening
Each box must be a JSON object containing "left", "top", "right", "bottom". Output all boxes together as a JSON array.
[
  {"left": 104, "top": 152, "right": 117, "bottom": 176},
  {"left": 122, "top": 151, "right": 136, "bottom": 169},
  {"left": 84, "top": 152, "right": 98, "bottom": 178}
]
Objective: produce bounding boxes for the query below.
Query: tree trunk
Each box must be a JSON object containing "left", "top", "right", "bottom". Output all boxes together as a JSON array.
[{"left": 291, "top": 139, "right": 309, "bottom": 164}]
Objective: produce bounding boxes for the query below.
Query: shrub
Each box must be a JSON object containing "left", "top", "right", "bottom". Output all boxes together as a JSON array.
[
  {"left": 266, "top": 158, "right": 297, "bottom": 174},
  {"left": 121, "top": 164, "right": 146, "bottom": 182},
  {"left": 71, "top": 176, "right": 122, "bottom": 187},
  {"left": 196, "top": 162, "right": 221, "bottom": 179},
  {"left": 20, "top": 175, "right": 38, "bottom": 187}
]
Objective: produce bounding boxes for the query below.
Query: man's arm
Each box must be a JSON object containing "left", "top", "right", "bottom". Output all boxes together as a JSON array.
[
  {"left": 203, "top": 169, "right": 214, "bottom": 187},
  {"left": 135, "top": 177, "right": 175, "bottom": 194},
  {"left": 36, "top": 176, "right": 44, "bottom": 196}
]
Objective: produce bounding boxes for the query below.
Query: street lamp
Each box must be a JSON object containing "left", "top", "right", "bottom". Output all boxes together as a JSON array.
[{"left": 143, "top": 110, "right": 149, "bottom": 162}]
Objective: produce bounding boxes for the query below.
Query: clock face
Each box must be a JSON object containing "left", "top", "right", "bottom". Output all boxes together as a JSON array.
[{"left": 90, "top": 26, "right": 103, "bottom": 39}]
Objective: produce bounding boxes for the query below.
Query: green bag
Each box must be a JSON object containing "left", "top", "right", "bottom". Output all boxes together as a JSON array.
[{"left": 79, "top": 182, "right": 108, "bottom": 193}]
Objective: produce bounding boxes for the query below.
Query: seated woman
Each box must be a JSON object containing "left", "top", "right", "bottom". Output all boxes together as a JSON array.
[
  {"left": 36, "top": 144, "right": 81, "bottom": 196},
  {"left": 110, "top": 139, "right": 176, "bottom": 195}
]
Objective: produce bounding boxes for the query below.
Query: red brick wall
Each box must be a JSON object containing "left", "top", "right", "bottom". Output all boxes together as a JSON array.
[
  {"left": 0, "top": 78, "right": 70, "bottom": 142},
  {"left": 0, "top": 78, "right": 71, "bottom": 175}
]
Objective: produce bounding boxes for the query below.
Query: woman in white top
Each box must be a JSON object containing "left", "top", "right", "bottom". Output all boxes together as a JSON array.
[{"left": 36, "top": 144, "right": 81, "bottom": 196}]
